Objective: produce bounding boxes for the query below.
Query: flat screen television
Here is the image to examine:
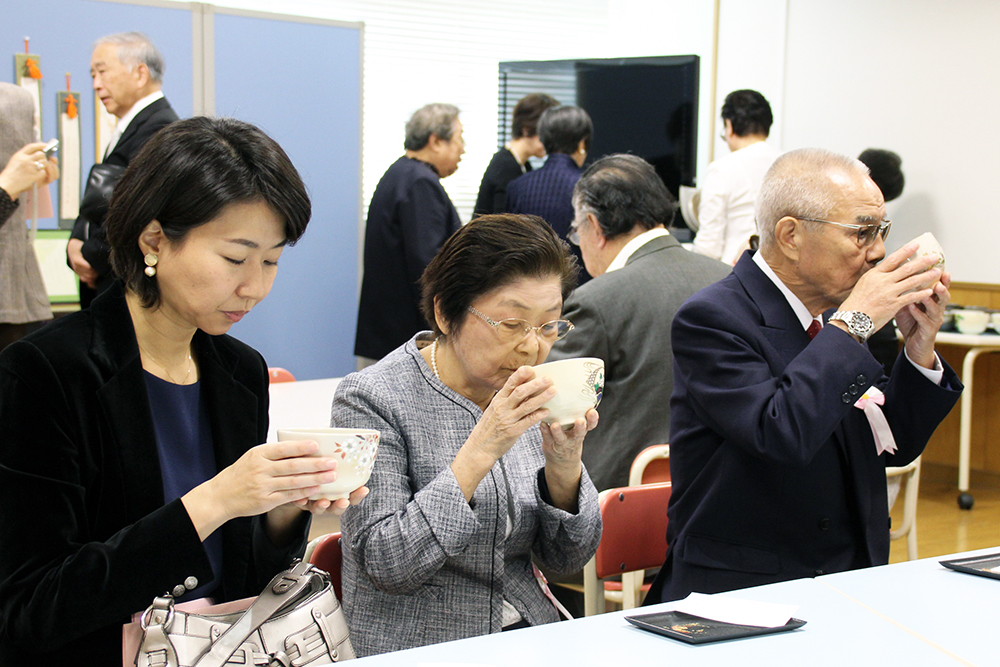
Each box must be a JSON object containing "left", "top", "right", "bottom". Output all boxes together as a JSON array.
[{"left": 498, "top": 55, "right": 699, "bottom": 206}]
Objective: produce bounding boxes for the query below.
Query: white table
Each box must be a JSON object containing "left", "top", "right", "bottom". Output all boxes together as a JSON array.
[
  {"left": 266, "top": 377, "right": 342, "bottom": 442},
  {"left": 350, "top": 550, "right": 1000, "bottom": 666},
  {"left": 819, "top": 546, "right": 1000, "bottom": 667},
  {"left": 933, "top": 331, "right": 1000, "bottom": 508}
]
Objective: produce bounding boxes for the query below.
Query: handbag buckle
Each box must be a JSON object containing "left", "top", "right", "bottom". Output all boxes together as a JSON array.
[
  {"left": 139, "top": 596, "right": 175, "bottom": 631},
  {"left": 272, "top": 574, "right": 298, "bottom": 595}
]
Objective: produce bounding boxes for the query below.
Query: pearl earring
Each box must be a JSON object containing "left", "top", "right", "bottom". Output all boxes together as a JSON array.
[{"left": 144, "top": 253, "right": 158, "bottom": 277}]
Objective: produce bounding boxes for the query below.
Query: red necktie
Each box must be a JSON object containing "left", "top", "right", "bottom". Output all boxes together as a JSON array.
[{"left": 806, "top": 320, "right": 822, "bottom": 340}]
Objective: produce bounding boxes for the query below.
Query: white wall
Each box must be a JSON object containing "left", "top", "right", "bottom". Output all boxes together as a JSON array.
[
  {"left": 209, "top": 0, "right": 997, "bottom": 284},
  {"left": 782, "top": 0, "right": 1000, "bottom": 283}
]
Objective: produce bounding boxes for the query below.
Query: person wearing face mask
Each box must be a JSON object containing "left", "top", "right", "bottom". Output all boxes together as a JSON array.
[
  {"left": 335, "top": 214, "right": 601, "bottom": 656},
  {"left": 354, "top": 103, "right": 465, "bottom": 364},
  {"left": 0, "top": 117, "right": 367, "bottom": 667},
  {"left": 473, "top": 93, "right": 559, "bottom": 218}
]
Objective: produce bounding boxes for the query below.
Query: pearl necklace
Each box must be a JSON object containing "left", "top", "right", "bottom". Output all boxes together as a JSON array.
[
  {"left": 138, "top": 341, "right": 193, "bottom": 385},
  {"left": 431, "top": 336, "right": 441, "bottom": 379}
]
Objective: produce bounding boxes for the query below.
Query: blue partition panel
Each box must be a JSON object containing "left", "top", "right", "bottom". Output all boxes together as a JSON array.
[
  {"left": 213, "top": 13, "right": 362, "bottom": 380},
  {"left": 2, "top": 0, "right": 194, "bottom": 227}
]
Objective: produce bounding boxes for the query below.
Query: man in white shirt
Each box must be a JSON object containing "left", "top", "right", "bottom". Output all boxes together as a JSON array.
[
  {"left": 691, "top": 89, "right": 781, "bottom": 265},
  {"left": 547, "top": 154, "right": 730, "bottom": 491},
  {"left": 68, "top": 32, "right": 178, "bottom": 307},
  {"left": 648, "top": 148, "right": 962, "bottom": 603}
]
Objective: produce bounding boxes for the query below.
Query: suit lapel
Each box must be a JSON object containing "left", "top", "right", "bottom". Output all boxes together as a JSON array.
[
  {"left": 732, "top": 253, "right": 809, "bottom": 366},
  {"left": 90, "top": 284, "right": 165, "bottom": 523},
  {"left": 196, "top": 332, "right": 259, "bottom": 472},
  {"left": 110, "top": 97, "right": 169, "bottom": 159}
]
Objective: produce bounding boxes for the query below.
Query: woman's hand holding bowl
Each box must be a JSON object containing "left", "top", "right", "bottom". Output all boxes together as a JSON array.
[
  {"left": 541, "top": 408, "right": 599, "bottom": 512},
  {"left": 182, "top": 439, "right": 346, "bottom": 542},
  {"left": 451, "top": 366, "right": 556, "bottom": 501}
]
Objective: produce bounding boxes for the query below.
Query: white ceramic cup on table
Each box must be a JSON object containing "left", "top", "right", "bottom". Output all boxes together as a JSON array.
[
  {"left": 531, "top": 357, "right": 605, "bottom": 427},
  {"left": 276, "top": 428, "right": 379, "bottom": 500},
  {"left": 953, "top": 310, "right": 990, "bottom": 335}
]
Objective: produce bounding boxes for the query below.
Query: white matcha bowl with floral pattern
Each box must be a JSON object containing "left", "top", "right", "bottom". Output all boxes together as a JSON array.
[
  {"left": 277, "top": 428, "right": 380, "bottom": 500},
  {"left": 532, "top": 357, "right": 605, "bottom": 428}
]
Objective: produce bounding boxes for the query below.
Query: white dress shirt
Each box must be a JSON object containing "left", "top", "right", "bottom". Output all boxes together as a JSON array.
[
  {"left": 605, "top": 228, "right": 670, "bottom": 273},
  {"left": 103, "top": 90, "right": 164, "bottom": 158},
  {"left": 693, "top": 141, "right": 782, "bottom": 264}
]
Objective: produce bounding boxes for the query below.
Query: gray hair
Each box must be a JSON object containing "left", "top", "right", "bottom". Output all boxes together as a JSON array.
[
  {"left": 756, "top": 148, "right": 870, "bottom": 254},
  {"left": 94, "top": 32, "right": 165, "bottom": 82},
  {"left": 404, "top": 103, "right": 459, "bottom": 151}
]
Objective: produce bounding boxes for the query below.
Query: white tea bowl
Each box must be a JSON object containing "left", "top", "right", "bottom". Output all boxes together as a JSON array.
[
  {"left": 277, "top": 428, "right": 379, "bottom": 500},
  {"left": 532, "top": 357, "right": 605, "bottom": 427},
  {"left": 953, "top": 310, "right": 990, "bottom": 335}
]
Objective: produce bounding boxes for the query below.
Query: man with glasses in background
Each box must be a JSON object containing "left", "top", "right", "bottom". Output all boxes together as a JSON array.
[
  {"left": 647, "top": 148, "right": 963, "bottom": 603},
  {"left": 548, "top": 154, "right": 729, "bottom": 492}
]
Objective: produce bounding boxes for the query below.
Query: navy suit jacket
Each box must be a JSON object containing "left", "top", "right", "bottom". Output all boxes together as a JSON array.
[
  {"left": 506, "top": 153, "right": 588, "bottom": 283},
  {"left": 648, "top": 251, "right": 962, "bottom": 602},
  {"left": 506, "top": 153, "right": 580, "bottom": 239}
]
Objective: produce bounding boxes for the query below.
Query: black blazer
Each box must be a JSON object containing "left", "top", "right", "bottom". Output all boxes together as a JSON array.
[
  {"left": 0, "top": 283, "right": 306, "bottom": 666},
  {"left": 648, "top": 252, "right": 962, "bottom": 603},
  {"left": 71, "top": 96, "right": 179, "bottom": 279}
]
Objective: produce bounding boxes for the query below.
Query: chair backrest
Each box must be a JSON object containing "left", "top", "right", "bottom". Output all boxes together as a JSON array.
[
  {"left": 594, "top": 482, "right": 672, "bottom": 580},
  {"left": 886, "top": 455, "right": 922, "bottom": 560},
  {"left": 307, "top": 532, "right": 344, "bottom": 600},
  {"left": 268, "top": 367, "right": 296, "bottom": 383},
  {"left": 628, "top": 444, "right": 670, "bottom": 486}
]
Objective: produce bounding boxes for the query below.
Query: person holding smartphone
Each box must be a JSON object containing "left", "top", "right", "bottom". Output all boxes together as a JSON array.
[{"left": 0, "top": 82, "right": 59, "bottom": 350}]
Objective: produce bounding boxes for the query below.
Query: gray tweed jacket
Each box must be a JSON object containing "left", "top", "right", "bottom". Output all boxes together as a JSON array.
[
  {"left": 332, "top": 334, "right": 601, "bottom": 657},
  {"left": 0, "top": 83, "right": 52, "bottom": 325}
]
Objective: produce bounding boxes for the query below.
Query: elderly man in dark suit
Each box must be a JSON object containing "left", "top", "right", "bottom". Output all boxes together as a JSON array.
[
  {"left": 354, "top": 103, "right": 464, "bottom": 363},
  {"left": 547, "top": 154, "right": 729, "bottom": 491},
  {"left": 68, "top": 32, "right": 178, "bottom": 307},
  {"left": 506, "top": 105, "right": 592, "bottom": 284},
  {"left": 648, "top": 148, "right": 962, "bottom": 603}
]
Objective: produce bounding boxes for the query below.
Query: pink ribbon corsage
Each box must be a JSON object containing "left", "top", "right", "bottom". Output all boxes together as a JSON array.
[{"left": 854, "top": 386, "right": 897, "bottom": 456}]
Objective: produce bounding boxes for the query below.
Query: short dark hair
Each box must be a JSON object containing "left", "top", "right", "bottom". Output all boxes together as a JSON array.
[
  {"left": 404, "top": 103, "right": 460, "bottom": 151},
  {"left": 573, "top": 154, "right": 677, "bottom": 240},
  {"left": 511, "top": 93, "right": 560, "bottom": 139},
  {"left": 721, "top": 89, "right": 773, "bottom": 137},
  {"left": 858, "top": 148, "right": 904, "bottom": 202},
  {"left": 538, "top": 106, "right": 593, "bottom": 155},
  {"left": 106, "top": 116, "right": 311, "bottom": 308},
  {"left": 420, "top": 214, "right": 579, "bottom": 337}
]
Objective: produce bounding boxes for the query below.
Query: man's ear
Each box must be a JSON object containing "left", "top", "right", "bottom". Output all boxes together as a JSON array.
[
  {"left": 138, "top": 220, "right": 166, "bottom": 256},
  {"left": 588, "top": 212, "right": 608, "bottom": 250},
  {"left": 773, "top": 216, "right": 802, "bottom": 262}
]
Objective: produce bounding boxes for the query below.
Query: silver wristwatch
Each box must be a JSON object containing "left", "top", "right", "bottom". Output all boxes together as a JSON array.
[{"left": 829, "top": 311, "right": 875, "bottom": 342}]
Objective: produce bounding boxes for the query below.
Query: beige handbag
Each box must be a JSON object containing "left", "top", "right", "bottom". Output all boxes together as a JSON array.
[{"left": 126, "top": 561, "right": 354, "bottom": 667}]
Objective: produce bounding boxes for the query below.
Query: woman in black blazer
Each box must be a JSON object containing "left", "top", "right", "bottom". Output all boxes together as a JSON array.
[{"left": 0, "top": 117, "right": 366, "bottom": 666}]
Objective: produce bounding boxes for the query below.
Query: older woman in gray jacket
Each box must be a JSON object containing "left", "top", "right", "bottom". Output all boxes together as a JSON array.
[{"left": 334, "top": 214, "right": 602, "bottom": 656}]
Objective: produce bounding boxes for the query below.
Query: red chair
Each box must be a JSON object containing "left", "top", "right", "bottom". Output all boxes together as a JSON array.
[
  {"left": 583, "top": 482, "right": 672, "bottom": 615},
  {"left": 306, "top": 532, "right": 344, "bottom": 600},
  {"left": 628, "top": 444, "right": 670, "bottom": 486},
  {"left": 268, "top": 367, "right": 296, "bottom": 383}
]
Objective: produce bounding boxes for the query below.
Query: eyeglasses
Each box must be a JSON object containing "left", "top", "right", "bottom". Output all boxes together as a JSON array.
[
  {"left": 794, "top": 216, "right": 891, "bottom": 246},
  {"left": 467, "top": 306, "right": 574, "bottom": 342}
]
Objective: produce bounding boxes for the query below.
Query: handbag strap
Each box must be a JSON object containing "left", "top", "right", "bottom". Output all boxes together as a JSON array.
[{"left": 193, "top": 561, "right": 319, "bottom": 667}]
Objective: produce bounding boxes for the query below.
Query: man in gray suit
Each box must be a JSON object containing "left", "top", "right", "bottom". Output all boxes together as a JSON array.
[{"left": 548, "top": 154, "right": 730, "bottom": 491}]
